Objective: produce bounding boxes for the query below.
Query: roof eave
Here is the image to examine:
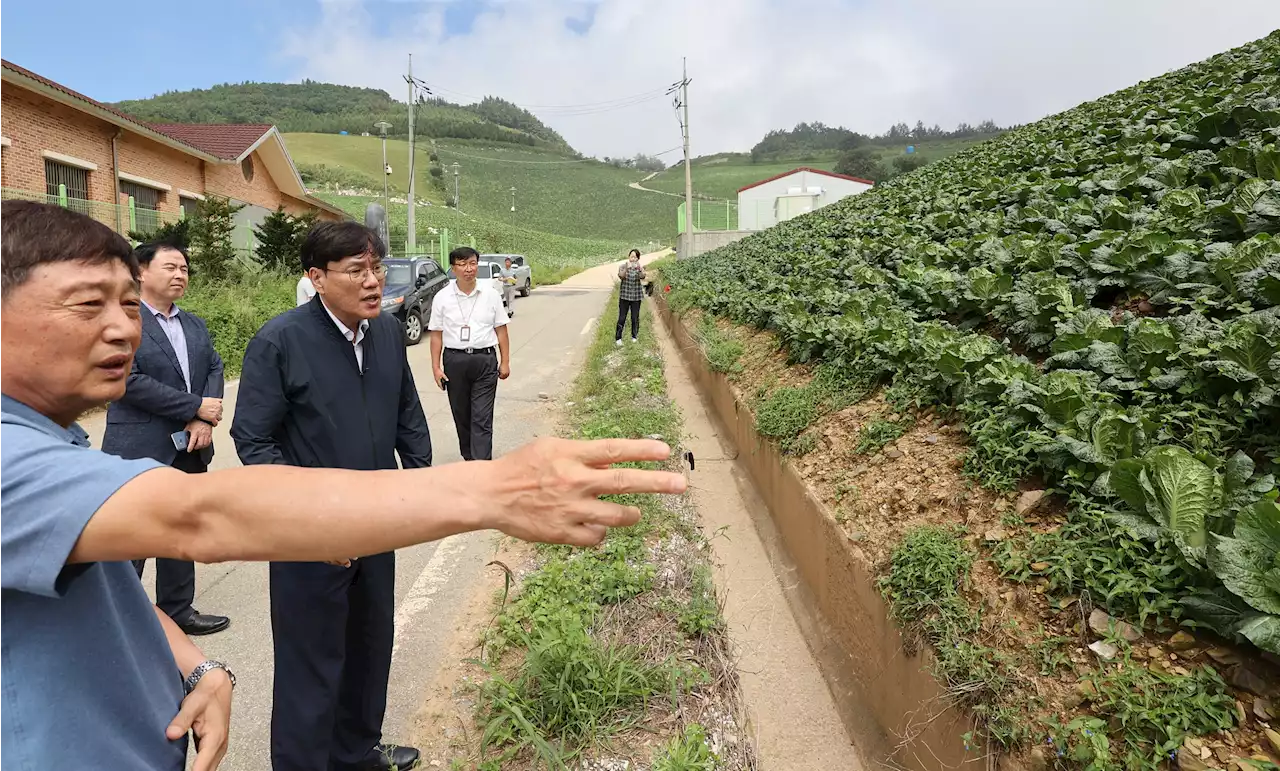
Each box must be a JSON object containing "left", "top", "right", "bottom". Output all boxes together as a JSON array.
[
  {"left": 737, "top": 166, "right": 876, "bottom": 194},
  {"left": 1, "top": 68, "right": 222, "bottom": 163}
]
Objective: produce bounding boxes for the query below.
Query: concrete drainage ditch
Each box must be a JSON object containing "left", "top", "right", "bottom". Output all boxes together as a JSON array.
[{"left": 654, "top": 292, "right": 988, "bottom": 771}]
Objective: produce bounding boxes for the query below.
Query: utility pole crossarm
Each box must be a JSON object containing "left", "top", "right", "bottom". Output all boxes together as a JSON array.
[{"left": 682, "top": 57, "right": 694, "bottom": 238}]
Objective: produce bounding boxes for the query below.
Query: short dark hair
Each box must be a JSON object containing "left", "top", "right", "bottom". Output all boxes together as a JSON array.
[
  {"left": 135, "top": 241, "right": 190, "bottom": 268},
  {"left": 628, "top": 248, "right": 641, "bottom": 259},
  {"left": 300, "top": 221, "right": 386, "bottom": 273},
  {"left": 449, "top": 246, "right": 480, "bottom": 266},
  {"left": 1, "top": 200, "right": 138, "bottom": 300}
]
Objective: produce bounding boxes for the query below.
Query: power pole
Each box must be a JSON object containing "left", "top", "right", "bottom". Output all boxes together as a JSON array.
[
  {"left": 374, "top": 120, "right": 392, "bottom": 234},
  {"left": 452, "top": 163, "right": 461, "bottom": 212},
  {"left": 682, "top": 57, "right": 693, "bottom": 236},
  {"left": 406, "top": 54, "right": 417, "bottom": 253}
]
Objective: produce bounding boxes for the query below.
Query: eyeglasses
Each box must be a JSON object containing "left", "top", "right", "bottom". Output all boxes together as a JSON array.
[{"left": 325, "top": 263, "right": 387, "bottom": 282}]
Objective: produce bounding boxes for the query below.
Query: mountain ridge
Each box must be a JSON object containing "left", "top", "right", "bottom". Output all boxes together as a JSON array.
[{"left": 112, "top": 81, "right": 576, "bottom": 154}]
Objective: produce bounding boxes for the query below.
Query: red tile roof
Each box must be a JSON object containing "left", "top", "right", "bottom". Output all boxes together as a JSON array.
[
  {"left": 0, "top": 59, "right": 217, "bottom": 156},
  {"left": 149, "top": 123, "right": 274, "bottom": 161},
  {"left": 737, "top": 166, "right": 876, "bottom": 193}
]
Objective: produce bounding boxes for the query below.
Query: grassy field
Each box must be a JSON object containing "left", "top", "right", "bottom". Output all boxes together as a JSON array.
[
  {"left": 313, "top": 192, "right": 652, "bottom": 285},
  {"left": 644, "top": 136, "right": 997, "bottom": 201},
  {"left": 285, "top": 133, "right": 672, "bottom": 244}
]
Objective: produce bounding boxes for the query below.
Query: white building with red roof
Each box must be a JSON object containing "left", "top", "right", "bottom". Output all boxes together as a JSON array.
[{"left": 737, "top": 166, "right": 873, "bottom": 231}]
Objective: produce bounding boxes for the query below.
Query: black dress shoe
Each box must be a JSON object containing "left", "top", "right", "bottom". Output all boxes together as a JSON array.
[
  {"left": 178, "top": 612, "right": 230, "bottom": 636},
  {"left": 363, "top": 744, "right": 420, "bottom": 771}
]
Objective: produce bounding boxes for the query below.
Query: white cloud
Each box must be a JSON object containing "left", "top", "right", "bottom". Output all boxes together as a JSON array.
[{"left": 280, "top": 0, "right": 1280, "bottom": 158}]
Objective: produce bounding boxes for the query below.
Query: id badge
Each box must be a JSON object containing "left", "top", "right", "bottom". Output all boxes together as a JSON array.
[{"left": 460, "top": 325, "right": 471, "bottom": 343}]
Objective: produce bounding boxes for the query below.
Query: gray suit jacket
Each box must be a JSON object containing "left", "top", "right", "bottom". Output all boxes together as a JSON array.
[{"left": 102, "top": 307, "right": 224, "bottom": 467}]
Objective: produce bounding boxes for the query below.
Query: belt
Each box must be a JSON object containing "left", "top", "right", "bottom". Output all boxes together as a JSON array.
[{"left": 446, "top": 346, "right": 495, "bottom": 355}]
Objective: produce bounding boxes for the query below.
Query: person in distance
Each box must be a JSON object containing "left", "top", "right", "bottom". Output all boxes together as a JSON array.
[
  {"left": 0, "top": 200, "right": 685, "bottom": 771},
  {"left": 101, "top": 241, "right": 231, "bottom": 637},
  {"left": 615, "top": 248, "right": 646, "bottom": 346}
]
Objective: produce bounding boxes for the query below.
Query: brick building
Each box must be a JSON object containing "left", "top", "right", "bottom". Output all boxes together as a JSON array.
[{"left": 0, "top": 59, "right": 346, "bottom": 245}]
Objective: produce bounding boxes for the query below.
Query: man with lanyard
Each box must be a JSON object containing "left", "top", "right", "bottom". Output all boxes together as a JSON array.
[{"left": 428, "top": 246, "right": 510, "bottom": 462}]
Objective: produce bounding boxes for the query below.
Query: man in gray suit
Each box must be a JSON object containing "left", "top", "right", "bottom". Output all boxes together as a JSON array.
[{"left": 102, "top": 242, "right": 231, "bottom": 636}]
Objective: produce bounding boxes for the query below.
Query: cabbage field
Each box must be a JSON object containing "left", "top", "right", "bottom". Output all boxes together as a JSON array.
[{"left": 665, "top": 26, "right": 1280, "bottom": 665}]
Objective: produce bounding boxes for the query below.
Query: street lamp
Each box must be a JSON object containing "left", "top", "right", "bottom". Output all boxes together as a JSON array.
[
  {"left": 374, "top": 121, "right": 392, "bottom": 217},
  {"left": 451, "top": 163, "right": 461, "bottom": 211},
  {"left": 510, "top": 186, "right": 516, "bottom": 221}
]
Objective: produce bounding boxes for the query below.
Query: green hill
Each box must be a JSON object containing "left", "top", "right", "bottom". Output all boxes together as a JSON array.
[
  {"left": 285, "top": 133, "right": 673, "bottom": 244},
  {"left": 114, "top": 82, "right": 572, "bottom": 151}
]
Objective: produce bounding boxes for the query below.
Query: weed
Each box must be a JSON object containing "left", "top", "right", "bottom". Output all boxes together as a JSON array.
[
  {"left": 678, "top": 564, "right": 723, "bottom": 638},
  {"left": 652, "top": 723, "right": 720, "bottom": 771},
  {"left": 833, "top": 479, "right": 860, "bottom": 504},
  {"left": 879, "top": 527, "right": 1022, "bottom": 741},
  {"left": 477, "top": 616, "right": 667, "bottom": 767},
  {"left": 1042, "top": 660, "right": 1235, "bottom": 771},
  {"left": 696, "top": 315, "right": 744, "bottom": 375},
  {"left": 1027, "top": 631, "right": 1074, "bottom": 675},
  {"left": 853, "top": 417, "right": 911, "bottom": 455},
  {"left": 994, "top": 495, "right": 1198, "bottom": 629},
  {"left": 755, "top": 386, "right": 819, "bottom": 454},
  {"left": 752, "top": 363, "right": 875, "bottom": 455}
]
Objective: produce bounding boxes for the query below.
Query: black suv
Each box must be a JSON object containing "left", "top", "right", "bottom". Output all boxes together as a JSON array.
[{"left": 381, "top": 256, "right": 448, "bottom": 345}]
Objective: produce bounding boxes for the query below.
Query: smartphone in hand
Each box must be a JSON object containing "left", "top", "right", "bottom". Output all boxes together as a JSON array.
[{"left": 170, "top": 430, "right": 191, "bottom": 451}]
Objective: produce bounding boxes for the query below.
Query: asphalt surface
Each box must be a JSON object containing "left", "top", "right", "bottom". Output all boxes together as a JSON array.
[{"left": 78, "top": 255, "right": 664, "bottom": 770}]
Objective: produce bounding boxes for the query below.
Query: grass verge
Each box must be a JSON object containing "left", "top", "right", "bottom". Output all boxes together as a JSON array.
[{"left": 467, "top": 292, "right": 755, "bottom": 770}]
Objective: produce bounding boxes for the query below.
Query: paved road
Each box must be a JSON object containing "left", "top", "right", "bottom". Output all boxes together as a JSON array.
[{"left": 79, "top": 254, "right": 665, "bottom": 770}]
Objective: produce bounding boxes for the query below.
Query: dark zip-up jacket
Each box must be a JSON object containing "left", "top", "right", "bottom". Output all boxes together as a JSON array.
[{"left": 230, "top": 296, "right": 432, "bottom": 471}]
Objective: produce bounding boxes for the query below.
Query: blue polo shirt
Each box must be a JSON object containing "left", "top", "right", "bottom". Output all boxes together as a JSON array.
[{"left": 1, "top": 394, "right": 187, "bottom": 770}]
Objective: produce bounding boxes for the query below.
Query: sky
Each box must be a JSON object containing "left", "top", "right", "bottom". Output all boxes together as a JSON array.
[{"left": 3, "top": 0, "right": 1279, "bottom": 158}]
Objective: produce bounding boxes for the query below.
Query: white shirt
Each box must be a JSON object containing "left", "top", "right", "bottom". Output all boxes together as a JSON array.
[
  {"left": 428, "top": 279, "right": 508, "bottom": 350},
  {"left": 296, "top": 275, "right": 316, "bottom": 306},
  {"left": 321, "top": 300, "right": 370, "bottom": 370}
]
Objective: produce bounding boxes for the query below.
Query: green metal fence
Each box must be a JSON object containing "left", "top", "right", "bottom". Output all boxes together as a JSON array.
[
  {"left": 1, "top": 186, "right": 186, "bottom": 236},
  {"left": 676, "top": 199, "right": 739, "bottom": 233}
]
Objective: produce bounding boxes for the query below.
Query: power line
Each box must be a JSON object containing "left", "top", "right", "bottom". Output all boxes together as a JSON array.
[
  {"left": 422, "top": 145, "right": 683, "bottom": 166},
  {"left": 425, "top": 84, "right": 671, "bottom": 115}
]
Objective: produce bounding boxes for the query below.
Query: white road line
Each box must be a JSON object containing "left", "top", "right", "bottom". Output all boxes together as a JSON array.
[
  {"left": 391, "top": 534, "right": 469, "bottom": 657},
  {"left": 581, "top": 318, "right": 598, "bottom": 336}
]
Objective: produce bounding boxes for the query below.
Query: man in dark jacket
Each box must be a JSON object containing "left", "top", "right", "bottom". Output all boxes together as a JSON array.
[
  {"left": 231, "top": 222, "right": 432, "bottom": 771},
  {"left": 101, "top": 241, "right": 231, "bottom": 636}
]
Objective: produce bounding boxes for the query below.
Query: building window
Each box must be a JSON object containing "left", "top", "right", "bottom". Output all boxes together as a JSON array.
[
  {"left": 44, "top": 160, "right": 90, "bottom": 215},
  {"left": 180, "top": 196, "right": 201, "bottom": 219},
  {"left": 241, "top": 156, "right": 255, "bottom": 182},
  {"left": 121, "top": 180, "right": 162, "bottom": 234}
]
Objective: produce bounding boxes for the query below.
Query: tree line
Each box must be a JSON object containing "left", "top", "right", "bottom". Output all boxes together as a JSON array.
[{"left": 749, "top": 119, "right": 1013, "bottom": 162}]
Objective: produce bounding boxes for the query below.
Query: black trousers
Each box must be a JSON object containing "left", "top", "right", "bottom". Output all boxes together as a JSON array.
[
  {"left": 133, "top": 450, "right": 204, "bottom": 624},
  {"left": 615, "top": 298, "right": 641, "bottom": 340},
  {"left": 269, "top": 552, "right": 395, "bottom": 771},
  {"left": 443, "top": 347, "right": 498, "bottom": 461}
]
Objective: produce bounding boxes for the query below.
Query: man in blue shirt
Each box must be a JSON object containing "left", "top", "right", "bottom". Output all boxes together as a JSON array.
[{"left": 0, "top": 200, "right": 685, "bottom": 771}]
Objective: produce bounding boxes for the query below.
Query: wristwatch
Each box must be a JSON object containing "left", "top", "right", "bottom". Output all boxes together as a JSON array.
[{"left": 183, "top": 660, "right": 236, "bottom": 695}]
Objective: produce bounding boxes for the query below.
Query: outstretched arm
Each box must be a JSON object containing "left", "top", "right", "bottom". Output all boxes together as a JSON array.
[{"left": 70, "top": 437, "right": 685, "bottom": 565}]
